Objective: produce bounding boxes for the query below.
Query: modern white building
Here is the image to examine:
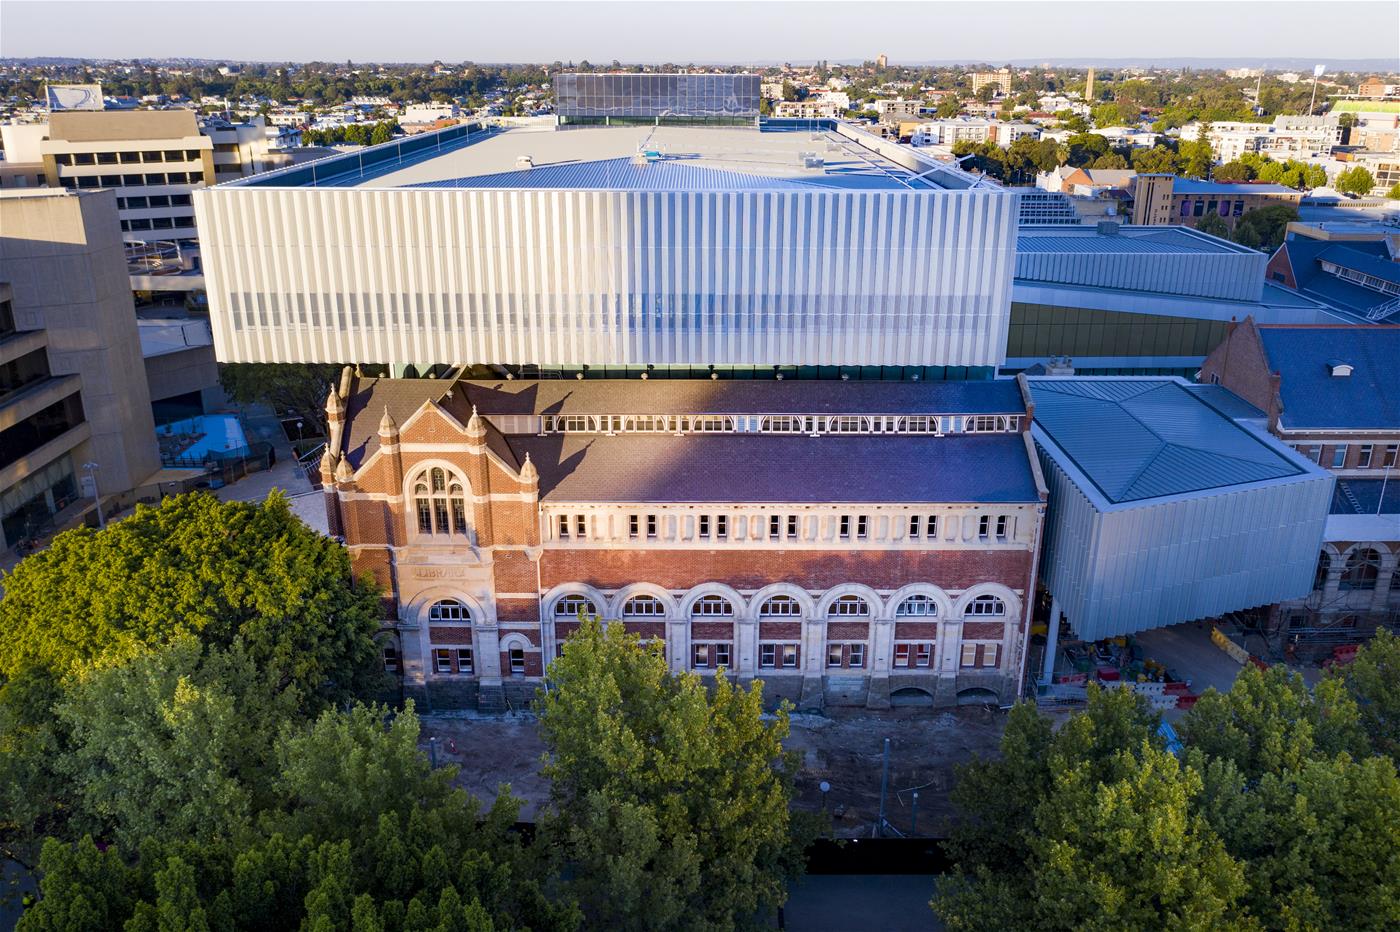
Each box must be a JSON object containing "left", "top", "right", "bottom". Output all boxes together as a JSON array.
[
  {"left": 1183, "top": 114, "right": 1342, "bottom": 162},
  {"left": 194, "top": 117, "right": 1017, "bottom": 376}
]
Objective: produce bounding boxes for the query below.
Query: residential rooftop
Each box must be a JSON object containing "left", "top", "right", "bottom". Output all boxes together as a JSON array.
[{"left": 1258, "top": 326, "right": 1400, "bottom": 430}]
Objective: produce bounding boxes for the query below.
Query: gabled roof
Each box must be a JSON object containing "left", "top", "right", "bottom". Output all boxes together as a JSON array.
[
  {"left": 1170, "top": 179, "right": 1300, "bottom": 197},
  {"left": 1316, "top": 244, "right": 1400, "bottom": 286},
  {"left": 1258, "top": 326, "right": 1400, "bottom": 430}
]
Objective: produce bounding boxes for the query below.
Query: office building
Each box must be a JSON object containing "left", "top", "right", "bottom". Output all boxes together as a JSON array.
[
  {"left": 0, "top": 189, "right": 160, "bottom": 550},
  {"left": 772, "top": 100, "right": 842, "bottom": 120},
  {"left": 320, "top": 372, "right": 1045, "bottom": 710},
  {"left": 1129, "top": 172, "right": 1174, "bottom": 225},
  {"left": 875, "top": 99, "right": 922, "bottom": 123},
  {"left": 554, "top": 73, "right": 760, "bottom": 126},
  {"left": 1200, "top": 321, "right": 1400, "bottom": 643},
  {"left": 1153, "top": 177, "right": 1303, "bottom": 232},
  {"left": 193, "top": 117, "right": 1015, "bottom": 376}
]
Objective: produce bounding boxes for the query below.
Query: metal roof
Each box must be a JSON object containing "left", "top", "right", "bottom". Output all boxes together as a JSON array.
[
  {"left": 1017, "top": 226, "right": 1247, "bottom": 255},
  {"left": 1317, "top": 244, "right": 1400, "bottom": 286},
  {"left": 1170, "top": 179, "right": 1301, "bottom": 197},
  {"left": 1259, "top": 327, "right": 1400, "bottom": 429},
  {"left": 1029, "top": 378, "right": 1303, "bottom": 504}
]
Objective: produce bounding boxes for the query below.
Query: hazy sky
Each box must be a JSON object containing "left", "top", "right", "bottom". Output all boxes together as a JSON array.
[{"left": 3, "top": 0, "right": 1398, "bottom": 64}]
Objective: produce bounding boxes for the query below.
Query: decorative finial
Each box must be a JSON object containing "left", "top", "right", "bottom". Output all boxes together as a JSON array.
[
  {"left": 334, "top": 457, "right": 354, "bottom": 483},
  {"left": 378, "top": 406, "right": 398, "bottom": 437},
  {"left": 466, "top": 404, "right": 485, "bottom": 439},
  {"left": 326, "top": 386, "right": 345, "bottom": 414},
  {"left": 520, "top": 452, "right": 538, "bottom": 483}
]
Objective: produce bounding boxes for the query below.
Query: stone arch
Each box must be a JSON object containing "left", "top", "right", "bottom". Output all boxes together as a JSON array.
[
  {"left": 405, "top": 587, "right": 489, "bottom": 628},
  {"left": 749, "top": 582, "right": 818, "bottom": 620},
  {"left": 886, "top": 583, "right": 956, "bottom": 621},
  {"left": 403, "top": 460, "right": 475, "bottom": 543},
  {"left": 952, "top": 582, "right": 1022, "bottom": 620},
  {"left": 611, "top": 582, "right": 681, "bottom": 619},
  {"left": 679, "top": 582, "right": 748, "bottom": 618},
  {"left": 540, "top": 582, "right": 608, "bottom": 620},
  {"left": 815, "top": 583, "right": 885, "bottom": 619},
  {"left": 498, "top": 632, "right": 533, "bottom": 652},
  {"left": 890, "top": 686, "right": 936, "bottom": 707},
  {"left": 956, "top": 686, "right": 1001, "bottom": 706}
]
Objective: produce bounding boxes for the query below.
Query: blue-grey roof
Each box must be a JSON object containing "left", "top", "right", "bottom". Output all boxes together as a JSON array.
[
  {"left": 405, "top": 156, "right": 913, "bottom": 192},
  {"left": 1184, "top": 384, "right": 1267, "bottom": 421},
  {"left": 1016, "top": 226, "right": 1245, "bottom": 256},
  {"left": 1171, "top": 179, "right": 1300, "bottom": 197},
  {"left": 1317, "top": 244, "right": 1400, "bottom": 286},
  {"left": 1259, "top": 327, "right": 1400, "bottom": 429},
  {"left": 1279, "top": 239, "right": 1400, "bottom": 320},
  {"left": 1030, "top": 378, "right": 1303, "bottom": 504}
]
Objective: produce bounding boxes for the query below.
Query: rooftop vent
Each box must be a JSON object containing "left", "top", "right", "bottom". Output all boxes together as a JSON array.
[
  {"left": 515, "top": 155, "right": 534, "bottom": 170},
  {"left": 1326, "top": 359, "right": 1353, "bottom": 377},
  {"left": 803, "top": 155, "right": 825, "bottom": 170},
  {"left": 1096, "top": 220, "right": 1120, "bottom": 236}
]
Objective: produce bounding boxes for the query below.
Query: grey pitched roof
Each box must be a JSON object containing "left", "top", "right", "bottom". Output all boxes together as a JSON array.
[
  {"left": 506, "top": 432, "right": 1040, "bottom": 504},
  {"left": 1029, "top": 378, "right": 1302, "bottom": 504},
  {"left": 1258, "top": 327, "right": 1400, "bottom": 430}
]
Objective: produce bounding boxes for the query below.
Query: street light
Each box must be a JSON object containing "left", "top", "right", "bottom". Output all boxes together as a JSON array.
[
  {"left": 819, "top": 780, "right": 831, "bottom": 811},
  {"left": 82, "top": 461, "right": 104, "bottom": 529},
  {"left": 296, "top": 419, "right": 304, "bottom": 443}
]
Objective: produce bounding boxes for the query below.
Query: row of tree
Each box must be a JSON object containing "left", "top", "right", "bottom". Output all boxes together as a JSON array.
[
  {"left": 1, "top": 494, "right": 806, "bottom": 929},
  {"left": 934, "top": 635, "right": 1400, "bottom": 929},
  {"left": 299, "top": 120, "right": 399, "bottom": 148}
]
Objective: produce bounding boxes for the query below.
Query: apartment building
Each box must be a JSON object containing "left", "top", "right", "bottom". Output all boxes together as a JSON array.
[
  {"left": 969, "top": 69, "right": 1012, "bottom": 96},
  {"left": 773, "top": 100, "right": 841, "bottom": 120},
  {"left": 1199, "top": 321, "right": 1400, "bottom": 642},
  {"left": 0, "top": 189, "right": 159, "bottom": 551},
  {"left": 911, "top": 117, "right": 996, "bottom": 147},
  {"left": 1184, "top": 114, "right": 1341, "bottom": 162},
  {"left": 875, "top": 98, "right": 922, "bottom": 123},
  {"left": 322, "top": 374, "right": 1047, "bottom": 711}
]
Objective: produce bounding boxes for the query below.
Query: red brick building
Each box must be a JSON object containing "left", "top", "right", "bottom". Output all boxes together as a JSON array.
[{"left": 320, "top": 372, "right": 1048, "bottom": 711}]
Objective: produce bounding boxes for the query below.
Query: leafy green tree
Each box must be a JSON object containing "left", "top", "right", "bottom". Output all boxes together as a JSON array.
[
  {"left": 16, "top": 837, "right": 135, "bottom": 932},
  {"left": 1089, "top": 152, "right": 1128, "bottom": 170},
  {"left": 0, "top": 492, "right": 383, "bottom": 707},
  {"left": 1231, "top": 204, "right": 1299, "bottom": 251},
  {"left": 1213, "top": 160, "right": 1254, "bottom": 183},
  {"left": 538, "top": 618, "right": 804, "bottom": 931},
  {"left": 1130, "top": 144, "right": 1182, "bottom": 174},
  {"left": 936, "top": 95, "right": 962, "bottom": 118},
  {"left": 1064, "top": 132, "right": 1110, "bottom": 167},
  {"left": 1387, "top": 181, "right": 1400, "bottom": 199},
  {"left": 369, "top": 122, "right": 393, "bottom": 146},
  {"left": 1196, "top": 212, "right": 1232, "bottom": 239},
  {"left": 1335, "top": 165, "right": 1376, "bottom": 197},
  {"left": 218, "top": 362, "right": 341, "bottom": 435},
  {"left": 1178, "top": 136, "right": 1214, "bottom": 178},
  {"left": 1336, "top": 628, "right": 1400, "bottom": 761}
]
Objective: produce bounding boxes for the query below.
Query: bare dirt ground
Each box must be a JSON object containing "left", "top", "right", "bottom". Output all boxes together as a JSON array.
[{"left": 420, "top": 705, "right": 1015, "bottom": 837}]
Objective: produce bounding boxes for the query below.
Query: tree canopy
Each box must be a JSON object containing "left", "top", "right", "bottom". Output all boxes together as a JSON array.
[{"left": 1335, "top": 165, "right": 1377, "bottom": 197}]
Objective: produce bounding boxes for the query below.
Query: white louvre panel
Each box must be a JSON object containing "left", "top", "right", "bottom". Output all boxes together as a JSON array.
[{"left": 194, "top": 186, "right": 1017, "bottom": 368}]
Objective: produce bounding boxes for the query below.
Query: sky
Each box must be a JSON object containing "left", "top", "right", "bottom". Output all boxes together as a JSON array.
[{"left": 2, "top": 0, "right": 1398, "bottom": 65}]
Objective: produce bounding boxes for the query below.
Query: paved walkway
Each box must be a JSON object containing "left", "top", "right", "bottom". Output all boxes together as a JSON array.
[
  {"left": 783, "top": 875, "right": 943, "bottom": 931},
  {"left": 211, "top": 403, "right": 329, "bottom": 534}
]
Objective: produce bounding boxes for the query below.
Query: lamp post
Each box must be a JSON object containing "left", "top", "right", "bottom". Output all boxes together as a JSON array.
[
  {"left": 296, "top": 419, "right": 304, "bottom": 443},
  {"left": 1308, "top": 64, "right": 1325, "bottom": 116},
  {"left": 82, "top": 461, "right": 104, "bottom": 529}
]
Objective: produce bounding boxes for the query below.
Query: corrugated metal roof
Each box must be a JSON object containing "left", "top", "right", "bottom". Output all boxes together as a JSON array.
[
  {"left": 405, "top": 156, "right": 912, "bottom": 192},
  {"left": 1170, "top": 179, "right": 1300, "bottom": 196},
  {"left": 1017, "top": 227, "right": 1234, "bottom": 255},
  {"left": 1260, "top": 327, "right": 1400, "bottom": 429},
  {"left": 1029, "top": 378, "right": 1302, "bottom": 504},
  {"left": 1316, "top": 244, "right": 1400, "bottom": 286}
]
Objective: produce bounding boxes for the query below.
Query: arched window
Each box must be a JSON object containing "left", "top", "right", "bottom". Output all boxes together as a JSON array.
[
  {"left": 413, "top": 467, "right": 468, "bottom": 536},
  {"left": 691, "top": 595, "right": 734, "bottom": 617},
  {"left": 1313, "top": 551, "right": 1331, "bottom": 591},
  {"left": 896, "top": 595, "right": 938, "bottom": 617},
  {"left": 966, "top": 595, "right": 1006, "bottom": 617},
  {"left": 759, "top": 595, "right": 803, "bottom": 617},
  {"left": 554, "top": 596, "right": 597, "bottom": 618},
  {"left": 623, "top": 595, "right": 666, "bottom": 617},
  {"left": 429, "top": 599, "right": 470, "bottom": 622},
  {"left": 1340, "top": 549, "right": 1382, "bottom": 591},
  {"left": 827, "top": 595, "right": 871, "bottom": 617}
]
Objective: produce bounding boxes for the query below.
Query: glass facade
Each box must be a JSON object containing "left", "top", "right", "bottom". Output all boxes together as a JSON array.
[
  {"left": 1007, "top": 303, "right": 1229, "bottom": 361},
  {"left": 1, "top": 454, "right": 78, "bottom": 546},
  {"left": 555, "top": 73, "right": 760, "bottom": 123}
]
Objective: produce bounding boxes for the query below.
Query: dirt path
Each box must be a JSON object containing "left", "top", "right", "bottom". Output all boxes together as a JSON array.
[{"left": 420, "top": 705, "right": 1013, "bottom": 837}]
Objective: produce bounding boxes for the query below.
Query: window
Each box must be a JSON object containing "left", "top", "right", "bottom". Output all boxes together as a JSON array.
[
  {"left": 1340, "top": 549, "right": 1382, "bottom": 591},
  {"left": 1193, "top": 200, "right": 1205, "bottom": 217},
  {"left": 896, "top": 595, "right": 938, "bottom": 616},
  {"left": 557, "top": 514, "right": 570, "bottom": 539},
  {"left": 509, "top": 647, "right": 525, "bottom": 674},
  {"left": 848, "top": 644, "right": 865, "bottom": 668},
  {"left": 760, "top": 595, "right": 802, "bottom": 617},
  {"left": 978, "top": 516, "right": 990, "bottom": 540},
  {"left": 915, "top": 644, "right": 932, "bottom": 667},
  {"left": 646, "top": 514, "right": 658, "bottom": 539},
  {"left": 786, "top": 514, "right": 798, "bottom": 539},
  {"left": 715, "top": 644, "right": 731, "bottom": 668},
  {"left": 967, "top": 595, "right": 1006, "bottom": 616},
  {"left": 1206, "top": 199, "right": 1218, "bottom": 216},
  {"left": 382, "top": 644, "right": 399, "bottom": 672},
  {"left": 412, "top": 468, "right": 468, "bottom": 536},
  {"left": 629, "top": 514, "right": 640, "bottom": 539},
  {"left": 691, "top": 595, "right": 734, "bottom": 617},
  {"left": 828, "top": 595, "right": 870, "bottom": 617},
  {"left": 434, "top": 648, "right": 453, "bottom": 674},
  {"left": 716, "top": 515, "right": 728, "bottom": 539},
  {"left": 839, "top": 515, "right": 851, "bottom": 540},
  {"left": 909, "top": 515, "right": 920, "bottom": 538},
  {"left": 1314, "top": 551, "right": 1331, "bottom": 591},
  {"left": 769, "top": 514, "right": 781, "bottom": 540},
  {"left": 693, "top": 643, "right": 712, "bottom": 668},
  {"left": 894, "top": 644, "right": 911, "bottom": 667},
  {"left": 1180, "top": 200, "right": 1191, "bottom": 218},
  {"left": 699, "top": 515, "right": 710, "bottom": 537},
  {"left": 856, "top": 516, "right": 869, "bottom": 540},
  {"left": 623, "top": 595, "right": 666, "bottom": 616},
  {"left": 1233, "top": 200, "right": 1245, "bottom": 217},
  {"left": 1305, "top": 445, "right": 1323, "bottom": 464},
  {"left": 782, "top": 644, "right": 798, "bottom": 667},
  {"left": 995, "top": 516, "right": 1009, "bottom": 540},
  {"left": 960, "top": 643, "right": 978, "bottom": 667},
  {"left": 1384, "top": 445, "right": 1399, "bottom": 468},
  {"left": 429, "top": 599, "right": 470, "bottom": 623},
  {"left": 983, "top": 644, "right": 1001, "bottom": 668},
  {"left": 457, "top": 647, "right": 474, "bottom": 674},
  {"left": 576, "top": 514, "right": 587, "bottom": 537},
  {"left": 555, "top": 596, "right": 597, "bottom": 617},
  {"left": 827, "top": 645, "right": 844, "bottom": 667},
  {"left": 760, "top": 643, "right": 777, "bottom": 668},
  {"left": 1331, "top": 446, "right": 1347, "bottom": 469},
  {"left": 1359, "top": 445, "right": 1374, "bottom": 468}
]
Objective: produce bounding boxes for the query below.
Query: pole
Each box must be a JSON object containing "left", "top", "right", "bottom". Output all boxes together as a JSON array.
[
  {"left": 877, "top": 737, "right": 891, "bottom": 838},
  {"left": 1308, "top": 78, "right": 1318, "bottom": 116},
  {"left": 428, "top": 736, "right": 438, "bottom": 769},
  {"left": 1379, "top": 464, "right": 1391, "bottom": 516},
  {"left": 911, "top": 791, "right": 919, "bottom": 836}
]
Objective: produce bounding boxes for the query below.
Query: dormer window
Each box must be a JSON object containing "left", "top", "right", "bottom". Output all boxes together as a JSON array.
[{"left": 1326, "top": 360, "right": 1353, "bottom": 378}]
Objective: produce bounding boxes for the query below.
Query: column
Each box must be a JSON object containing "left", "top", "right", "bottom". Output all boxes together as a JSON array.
[
  {"left": 735, "top": 616, "right": 758, "bottom": 682},
  {"left": 866, "top": 617, "right": 894, "bottom": 709},
  {"left": 474, "top": 623, "right": 505, "bottom": 711},
  {"left": 1039, "top": 598, "right": 1061, "bottom": 686},
  {"left": 799, "top": 616, "right": 826, "bottom": 709},
  {"left": 667, "top": 618, "right": 689, "bottom": 674}
]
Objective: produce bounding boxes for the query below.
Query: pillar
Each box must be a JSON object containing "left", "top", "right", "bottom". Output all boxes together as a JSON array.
[
  {"left": 735, "top": 616, "right": 758, "bottom": 682},
  {"left": 474, "top": 622, "right": 505, "bottom": 711},
  {"left": 798, "top": 616, "right": 826, "bottom": 709},
  {"left": 866, "top": 617, "right": 894, "bottom": 709},
  {"left": 1039, "top": 598, "right": 1062, "bottom": 686}
]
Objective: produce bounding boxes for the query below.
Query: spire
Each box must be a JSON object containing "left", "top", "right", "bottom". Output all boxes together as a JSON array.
[
  {"left": 520, "top": 452, "right": 538, "bottom": 484},
  {"left": 326, "top": 386, "right": 345, "bottom": 416},
  {"left": 465, "top": 404, "right": 486, "bottom": 440},
  {"left": 378, "top": 406, "right": 398, "bottom": 439},
  {"left": 334, "top": 457, "right": 354, "bottom": 484},
  {"left": 319, "top": 447, "right": 337, "bottom": 474}
]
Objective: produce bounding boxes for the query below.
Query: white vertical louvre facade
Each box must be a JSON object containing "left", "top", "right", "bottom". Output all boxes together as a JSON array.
[{"left": 194, "top": 186, "right": 1018, "bottom": 368}]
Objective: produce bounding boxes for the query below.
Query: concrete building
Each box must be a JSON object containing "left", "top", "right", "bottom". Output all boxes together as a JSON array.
[
  {"left": 0, "top": 189, "right": 160, "bottom": 550},
  {"left": 193, "top": 117, "right": 1014, "bottom": 377},
  {"left": 773, "top": 100, "right": 841, "bottom": 120},
  {"left": 912, "top": 118, "right": 996, "bottom": 147},
  {"left": 1199, "top": 321, "right": 1400, "bottom": 646},
  {"left": 1151, "top": 177, "right": 1304, "bottom": 232},
  {"left": 875, "top": 99, "right": 922, "bottom": 123},
  {"left": 1129, "top": 172, "right": 1174, "bottom": 226},
  {"left": 969, "top": 69, "right": 1012, "bottom": 97},
  {"left": 1183, "top": 115, "right": 1341, "bottom": 163},
  {"left": 321, "top": 374, "right": 1045, "bottom": 711}
]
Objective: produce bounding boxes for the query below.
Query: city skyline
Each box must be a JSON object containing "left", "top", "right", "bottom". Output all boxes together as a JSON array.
[{"left": 3, "top": 0, "right": 1398, "bottom": 65}]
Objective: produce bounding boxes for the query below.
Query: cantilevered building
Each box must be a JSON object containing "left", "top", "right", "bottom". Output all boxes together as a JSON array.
[{"left": 194, "top": 111, "right": 1016, "bottom": 377}]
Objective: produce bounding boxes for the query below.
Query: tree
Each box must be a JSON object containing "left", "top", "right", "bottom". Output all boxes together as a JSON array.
[
  {"left": 1336, "top": 629, "right": 1400, "bottom": 761},
  {"left": 1178, "top": 136, "right": 1214, "bottom": 178},
  {"left": 218, "top": 362, "right": 341, "bottom": 435},
  {"left": 975, "top": 84, "right": 996, "bottom": 104},
  {"left": 1130, "top": 144, "right": 1182, "bottom": 175},
  {"left": 1387, "top": 182, "right": 1400, "bottom": 200},
  {"left": 369, "top": 122, "right": 392, "bottom": 146},
  {"left": 1231, "top": 203, "right": 1299, "bottom": 251},
  {"left": 1195, "top": 213, "right": 1232, "bottom": 239},
  {"left": 538, "top": 619, "right": 804, "bottom": 930},
  {"left": 936, "top": 95, "right": 962, "bottom": 118},
  {"left": 1335, "top": 165, "right": 1376, "bottom": 197},
  {"left": 1089, "top": 152, "right": 1128, "bottom": 169},
  {"left": 1212, "top": 160, "right": 1254, "bottom": 183},
  {"left": 1064, "top": 132, "right": 1110, "bottom": 167}
]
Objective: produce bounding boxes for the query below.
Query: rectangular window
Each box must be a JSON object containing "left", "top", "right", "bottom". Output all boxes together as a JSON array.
[
  {"left": 693, "top": 644, "right": 711, "bottom": 668},
  {"left": 760, "top": 644, "right": 776, "bottom": 668},
  {"left": 1384, "top": 445, "right": 1399, "bottom": 468},
  {"left": 418, "top": 500, "right": 433, "bottom": 534},
  {"left": 827, "top": 645, "right": 843, "bottom": 667},
  {"left": 927, "top": 516, "right": 938, "bottom": 539},
  {"left": 786, "top": 514, "right": 798, "bottom": 539},
  {"left": 1331, "top": 446, "right": 1347, "bottom": 469},
  {"left": 984, "top": 644, "right": 1000, "bottom": 668},
  {"left": 575, "top": 515, "right": 587, "bottom": 538},
  {"left": 509, "top": 647, "right": 525, "bottom": 674},
  {"left": 782, "top": 644, "right": 798, "bottom": 667},
  {"left": 1193, "top": 200, "right": 1205, "bottom": 217},
  {"left": 558, "top": 514, "right": 570, "bottom": 538},
  {"left": 894, "top": 644, "right": 911, "bottom": 667},
  {"left": 849, "top": 644, "right": 865, "bottom": 668},
  {"left": 915, "top": 644, "right": 932, "bottom": 667},
  {"left": 995, "top": 516, "right": 1009, "bottom": 540},
  {"left": 960, "top": 644, "right": 979, "bottom": 668},
  {"left": 856, "top": 516, "right": 868, "bottom": 540},
  {"left": 699, "top": 515, "right": 710, "bottom": 538},
  {"left": 769, "top": 514, "right": 781, "bottom": 540},
  {"left": 629, "top": 514, "right": 640, "bottom": 539},
  {"left": 715, "top": 644, "right": 731, "bottom": 668},
  {"left": 716, "top": 515, "right": 728, "bottom": 539},
  {"left": 382, "top": 645, "right": 399, "bottom": 672},
  {"left": 839, "top": 515, "right": 851, "bottom": 540},
  {"left": 909, "top": 515, "right": 921, "bottom": 538},
  {"left": 1233, "top": 200, "right": 1244, "bottom": 217},
  {"left": 1358, "top": 445, "right": 1373, "bottom": 468},
  {"left": 1306, "top": 445, "right": 1323, "bottom": 464},
  {"left": 457, "top": 647, "right": 474, "bottom": 674},
  {"left": 646, "top": 514, "right": 657, "bottom": 539},
  {"left": 434, "top": 648, "right": 453, "bottom": 674},
  {"left": 978, "top": 515, "right": 990, "bottom": 540}
]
